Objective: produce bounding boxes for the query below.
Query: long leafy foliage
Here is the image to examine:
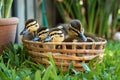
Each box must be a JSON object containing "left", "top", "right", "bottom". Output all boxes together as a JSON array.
[{"left": 54, "top": 0, "right": 119, "bottom": 39}]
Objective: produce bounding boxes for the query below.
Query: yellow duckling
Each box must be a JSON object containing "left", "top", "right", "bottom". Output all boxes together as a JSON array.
[
  {"left": 57, "top": 23, "right": 70, "bottom": 38},
  {"left": 41, "top": 27, "right": 65, "bottom": 50},
  {"left": 33, "top": 27, "right": 49, "bottom": 42},
  {"left": 20, "top": 19, "right": 40, "bottom": 40},
  {"left": 43, "top": 23, "right": 69, "bottom": 42},
  {"left": 43, "top": 27, "right": 65, "bottom": 42}
]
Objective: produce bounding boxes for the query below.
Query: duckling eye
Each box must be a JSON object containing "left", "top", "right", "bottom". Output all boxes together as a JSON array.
[
  {"left": 35, "top": 23, "right": 39, "bottom": 27},
  {"left": 43, "top": 32, "right": 48, "bottom": 34},
  {"left": 50, "top": 33, "right": 55, "bottom": 36},
  {"left": 60, "top": 34, "right": 63, "bottom": 37},
  {"left": 35, "top": 25, "right": 38, "bottom": 27},
  {"left": 38, "top": 33, "right": 41, "bottom": 36}
]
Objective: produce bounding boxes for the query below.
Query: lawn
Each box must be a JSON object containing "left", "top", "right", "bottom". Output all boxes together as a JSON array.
[{"left": 0, "top": 40, "right": 120, "bottom": 80}]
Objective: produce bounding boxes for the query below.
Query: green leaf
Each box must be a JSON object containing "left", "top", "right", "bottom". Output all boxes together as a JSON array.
[
  {"left": 81, "top": 63, "right": 91, "bottom": 72},
  {"left": 0, "top": 0, "right": 3, "bottom": 17},
  {"left": 34, "top": 70, "right": 41, "bottom": 80},
  {"left": 24, "top": 76, "right": 30, "bottom": 80},
  {"left": 4, "top": 0, "right": 13, "bottom": 18},
  {"left": 68, "top": 62, "right": 73, "bottom": 70},
  {"left": 0, "top": 70, "right": 9, "bottom": 80},
  {"left": 11, "top": 69, "right": 16, "bottom": 80},
  {"left": 42, "top": 65, "right": 52, "bottom": 80},
  {"left": 48, "top": 54, "right": 58, "bottom": 80},
  {"left": 88, "top": 56, "right": 99, "bottom": 69}
]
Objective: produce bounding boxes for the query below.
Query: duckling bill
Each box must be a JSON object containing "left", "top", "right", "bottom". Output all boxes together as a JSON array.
[
  {"left": 20, "top": 19, "right": 39, "bottom": 35},
  {"left": 20, "top": 29, "right": 29, "bottom": 35}
]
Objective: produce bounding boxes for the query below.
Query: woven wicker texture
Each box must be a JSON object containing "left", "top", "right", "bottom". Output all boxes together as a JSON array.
[{"left": 22, "top": 37, "right": 107, "bottom": 71}]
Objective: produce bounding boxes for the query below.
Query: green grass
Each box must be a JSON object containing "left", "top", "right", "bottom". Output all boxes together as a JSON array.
[{"left": 0, "top": 41, "right": 120, "bottom": 80}]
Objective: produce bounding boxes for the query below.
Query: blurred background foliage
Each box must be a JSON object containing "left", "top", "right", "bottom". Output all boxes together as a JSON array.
[{"left": 54, "top": 0, "right": 120, "bottom": 39}]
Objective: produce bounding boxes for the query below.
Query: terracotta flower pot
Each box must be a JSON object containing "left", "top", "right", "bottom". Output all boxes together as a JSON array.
[{"left": 0, "top": 17, "right": 19, "bottom": 52}]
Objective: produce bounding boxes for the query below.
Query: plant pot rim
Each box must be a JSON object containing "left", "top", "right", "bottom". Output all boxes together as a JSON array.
[{"left": 0, "top": 17, "right": 19, "bottom": 26}]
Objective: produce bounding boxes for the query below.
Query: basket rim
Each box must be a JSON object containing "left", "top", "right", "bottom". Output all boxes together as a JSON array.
[{"left": 22, "top": 37, "right": 107, "bottom": 45}]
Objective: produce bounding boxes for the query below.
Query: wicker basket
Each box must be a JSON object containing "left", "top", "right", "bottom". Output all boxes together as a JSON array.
[{"left": 22, "top": 37, "right": 107, "bottom": 71}]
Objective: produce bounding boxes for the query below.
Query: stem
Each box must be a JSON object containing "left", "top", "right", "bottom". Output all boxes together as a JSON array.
[
  {"left": 0, "top": 0, "right": 3, "bottom": 18},
  {"left": 4, "top": 0, "right": 13, "bottom": 18}
]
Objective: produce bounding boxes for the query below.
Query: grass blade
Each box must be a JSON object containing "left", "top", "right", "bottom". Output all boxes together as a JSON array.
[
  {"left": 81, "top": 63, "right": 91, "bottom": 72},
  {"left": 0, "top": 70, "right": 9, "bottom": 80},
  {"left": 34, "top": 70, "right": 41, "bottom": 80}
]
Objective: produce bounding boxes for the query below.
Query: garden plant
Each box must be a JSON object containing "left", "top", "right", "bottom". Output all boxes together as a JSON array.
[{"left": 54, "top": 0, "right": 119, "bottom": 39}]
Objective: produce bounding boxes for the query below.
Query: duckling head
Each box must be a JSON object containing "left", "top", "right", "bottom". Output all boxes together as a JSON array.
[
  {"left": 57, "top": 23, "right": 70, "bottom": 38},
  {"left": 43, "top": 28, "right": 65, "bottom": 42},
  {"left": 20, "top": 19, "right": 39, "bottom": 35},
  {"left": 33, "top": 27, "right": 49, "bottom": 41},
  {"left": 69, "top": 19, "right": 87, "bottom": 41}
]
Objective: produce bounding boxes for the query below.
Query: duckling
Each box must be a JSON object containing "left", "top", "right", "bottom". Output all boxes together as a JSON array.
[
  {"left": 68, "top": 19, "right": 99, "bottom": 42},
  {"left": 43, "top": 27, "right": 65, "bottom": 42},
  {"left": 20, "top": 19, "right": 40, "bottom": 40},
  {"left": 85, "top": 33, "right": 99, "bottom": 42},
  {"left": 33, "top": 27, "right": 49, "bottom": 42},
  {"left": 63, "top": 19, "right": 87, "bottom": 43},
  {"left": 57, "top": 23, "right": 70, "bottom": 38},
  {"left": 42, "top": 27, "right": 67, "bottom": 50},
  {"left": 32, "top": 27, "right": 49, "bottom": 50},
  {"left": 63, "top": 19, "right": 99, "bottom": 49}
]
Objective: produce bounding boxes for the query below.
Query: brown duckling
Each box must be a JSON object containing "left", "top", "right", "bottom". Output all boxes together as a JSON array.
[{"left": 63, "top": 19, "right": 99, "bottom": 49}]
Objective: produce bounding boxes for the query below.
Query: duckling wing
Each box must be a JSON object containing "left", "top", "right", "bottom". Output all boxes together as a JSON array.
[
  {"left": 57, "top": 23, "right": 69, "bottom": 38},
  {"left": 63, "top": 37, "right": 75, "bottom": 42},
  {"left": 22, "top": 32, "right": 34, "bottom": 40},
  {"left": 63, "top": 37, "right": 84, "bottom": 49},
  {"left": 84, "top": 33, "right": 102, "bottom": 49},
  {"left": 84, "top": 33, "right": 99, "bottom": 42},
  {"left": 63, "top": 37, "right": 86, "bottom": 42}
]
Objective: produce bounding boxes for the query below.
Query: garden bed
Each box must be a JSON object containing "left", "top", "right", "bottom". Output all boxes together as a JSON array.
[{"left": 0, "top": 40, "right": 120, "bottom": 80}]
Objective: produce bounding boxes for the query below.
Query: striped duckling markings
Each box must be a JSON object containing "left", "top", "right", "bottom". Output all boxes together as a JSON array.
[
  {"left": 43, "top": 28, "right": 65, "bottom": 42},
  {"left": 43, "top": 27, "right": 66, "bottom": 51},
  {"left": 33, "top": 27, "right": 49, "bottom": 42},
  {"left": 63, "top": 19, "right": 87, "bottom": 44},
  {"left": 20, "top": 19, "right": 40, "bottom": 40}
]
